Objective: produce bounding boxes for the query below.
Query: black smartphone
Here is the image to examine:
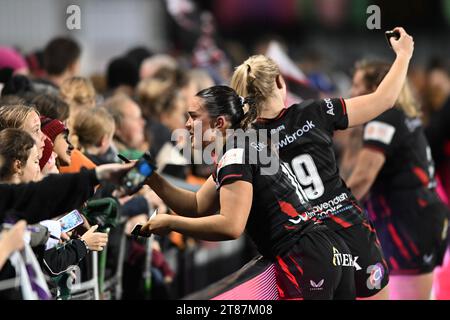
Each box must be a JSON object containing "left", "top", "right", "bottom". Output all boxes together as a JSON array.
[
  {"left": 131, "top": 224, "right": 143, "bottom": 238},
  {"left": 118, "top": 154, "right": 131, "bottom": 163},
  {"left": 129, "top": 209, "right": 157, "bottom": 238},
  {"left": 385, "top": 30, "right": 400, "bottom": 48},
  {"left": 121, "top": 152, "right": 156, "bottom": 195}
]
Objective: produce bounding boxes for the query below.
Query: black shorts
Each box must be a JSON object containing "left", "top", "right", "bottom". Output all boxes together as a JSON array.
[
  {"left": 367, "top": 189, "right": 449, "bottom": 276},
  {"left": 274, "top": 226, "right": 356, "bottom": 300},
  {"left": 333, "top": 220, "right": 389, "bottom": 298}
]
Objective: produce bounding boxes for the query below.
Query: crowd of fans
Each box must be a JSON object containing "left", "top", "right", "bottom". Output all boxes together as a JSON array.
[{"left": 0, "top": 35, "right": 211, "bottom": 299}]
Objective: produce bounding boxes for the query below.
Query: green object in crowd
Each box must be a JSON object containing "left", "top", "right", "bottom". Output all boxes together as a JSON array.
[
  {"left": 81, "top": 197, "right": 119, "bottom": 299},
  {"left": 81, "top": 197, "right": 120, "bottom": 230},
  {"left": 120, "top": 149, "right": 144, "bottom": 161}
]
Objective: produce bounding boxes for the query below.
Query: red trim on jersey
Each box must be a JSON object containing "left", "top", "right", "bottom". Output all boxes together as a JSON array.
[
  {"left": 276, "top": 257, "right": 300, "bottom": 289},
  {"left": 366, "top": 200, "right": 377, "bottom": 221},
  {"left": 375, "top": 236, "right": 382, "bottom": 248},
  {"left": 362, "top": 222, "right": 375, "bottom": 233},
  {"left": 311, "top": 217, "right": 321, "bottom": 223},
  {"left": 256, "top": 108, "right": 288, "bottom": 123},
  {"left": 407, "top": 239, "right": 420, "bottom": 256},
  {"left": 278, "top": 201, "right": 300, "bottom": 218},
  {"left": 339, "top": 97, "right": 347, "bottom": 115},
  {"left": 276, "top": 283, "right": 286, "bottom": 299},
  {"left": 387, "top": 223, "right": 411, "bottom": 260},
  {"left": 444, "top": 140, "right": 450, "bottom": 156},
  {"left": 275, "top": 108, "right": 288, "bottom": 120},
  {"left": 389, "top": 257, "right": 400, "bottom": 270},
  {"left": 350, "top": 199, "right": 363, "bottom": 213},
  {"left": 413, "top": 167, "right": 429, "bottom": 187},
  {"left": 417, "top": 198, "right": 428, "bottom": 208},
  {"left": 382, "top": 258, "right": 389, "bottom": 269},
  {"left": 329, "top": 214, "right": 352, "bottom": 228},
  {"left": 219, "top": 174, "right": 243, "bottom": 186},
  {"left": 378, "top": 195, "right": 392, "bottom": 218},
  {"left": 288, "top": 255, "right": 304, "bottom": 276}
]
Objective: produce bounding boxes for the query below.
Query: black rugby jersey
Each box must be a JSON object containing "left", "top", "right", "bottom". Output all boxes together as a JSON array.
[
  {"left": 212, "top": 132, "right": 320, "bottom": 258},
  {"left": 363, "top": 108, "right": 437, "bottom": 192},
  {"left": 253, "top": 98, "right": 364, "bottom": 230}
]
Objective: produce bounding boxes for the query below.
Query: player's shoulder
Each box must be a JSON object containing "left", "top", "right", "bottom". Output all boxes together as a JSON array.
[
  {"left": 363, "top": 109, "right": 401, "bottom": 144},
  {"left": 371, "top": 107, "right": 403, "bottom": 125},
  {"left": 291, "top": 99, "right": 318, "bottom": 111},
  {"left": 286, "top": 100, "right": 321, "bottom": 120},
  {"left": 221, "top": 130, "right": 267, "bottom": 159},
  {"left": 292, "top": 98, "right": 344, "bottom": 113},
  {"left": 217, "top": 147, "right": 246, "bottom": 171}
]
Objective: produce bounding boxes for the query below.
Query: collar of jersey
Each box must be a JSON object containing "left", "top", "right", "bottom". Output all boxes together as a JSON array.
[{"left": 256, "top": 107, "right": 288, "bottom": 123}]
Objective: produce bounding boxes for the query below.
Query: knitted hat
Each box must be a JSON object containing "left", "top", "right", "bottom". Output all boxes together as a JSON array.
[
  {"left": 41, "top": 117, "right": 68, "bottom": 143},
  {"left": 0, "top": 47, "right": 28, "bottom": 71},
  {"left": 39, "top": 137, "right": 54, "bottom": 170}
]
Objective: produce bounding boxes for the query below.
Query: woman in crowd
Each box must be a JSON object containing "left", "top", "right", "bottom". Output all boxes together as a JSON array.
[
  {"left": 0, "top": 128, "right": 108, "bottom": 278},
  {"left": 0, "top": 104, "right": 45, "bottom": 159}
]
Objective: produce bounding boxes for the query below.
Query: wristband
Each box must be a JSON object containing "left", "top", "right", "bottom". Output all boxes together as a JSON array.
[{"left": 80, "top": 238, "right": 90, "bottom": 253}]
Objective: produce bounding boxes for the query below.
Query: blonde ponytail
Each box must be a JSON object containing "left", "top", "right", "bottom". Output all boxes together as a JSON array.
[{"left": 231, "top": 55, "right": 280, "bottom": 128}]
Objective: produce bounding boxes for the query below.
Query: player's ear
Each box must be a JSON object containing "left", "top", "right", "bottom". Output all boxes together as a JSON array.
[
  {"left": 276, "top": 74, "right": 285, "bottom": 90},
  {"left": 215, "top": 116, "right": 228, "bottom": 130}
]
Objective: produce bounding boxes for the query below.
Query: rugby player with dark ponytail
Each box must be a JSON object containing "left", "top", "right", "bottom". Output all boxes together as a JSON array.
[{"left": 140, "top": 85, "right": 356, "bottom": 299}]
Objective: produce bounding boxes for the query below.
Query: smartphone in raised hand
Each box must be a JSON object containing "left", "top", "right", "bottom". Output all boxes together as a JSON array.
[
  {"left": 130, "top": 209, "right": 158, "bottom": 238},
  {"left": 121, "top": 152, "right": 156, "bottom": 195},
  {"left": 385, "top": 30, "right": 400, "bottom": 48}
]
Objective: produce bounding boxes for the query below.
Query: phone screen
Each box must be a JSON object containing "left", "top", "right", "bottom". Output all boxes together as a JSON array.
[
  {"left": 122, "top": 154, "right": 155, "bottom": 194},
  {"left": 58, "top": 210, "right": 84, "bottom": 233}
]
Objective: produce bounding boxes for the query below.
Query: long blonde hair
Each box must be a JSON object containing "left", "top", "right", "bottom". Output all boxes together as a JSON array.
[
  {"left": 231, "top": 55, "right": 280, "bottom": 128},
  {"left": 355, "top": 60, "right": 420, "bottom": 118}
]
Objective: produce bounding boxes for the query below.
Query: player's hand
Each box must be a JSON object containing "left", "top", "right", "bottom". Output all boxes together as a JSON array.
[
  {"left": 390, "top": 27, "right": 414, "bottom": 59},
  {"left": 140, "top": 214, "right": 171, "bottom": 237},
  {"left": 124, "top": 214, "right": 148, "bottom": 236}
]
